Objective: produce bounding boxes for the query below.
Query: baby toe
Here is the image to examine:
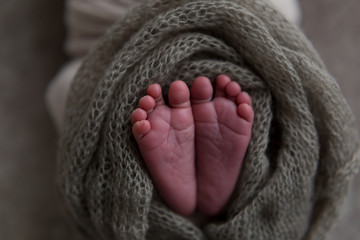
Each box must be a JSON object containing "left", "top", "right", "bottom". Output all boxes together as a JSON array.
[
  {"left": 147, "top": 83, "right": 165, "bottom": 106},
  {"left": 215, "top": 74, "right": 231, "bottom": 97},
  {"left": 131, "top": 108, "right": 147, "bottom": 124},
  {"left": 237, "top": 103, "right": 254, "bottom": 123},
  {"left": 236, "top": 91, "right": 252, "bottom": 106},
  {"left": 191, "top": 76, "right": 213, "bottom": 104},
  {"left": 139, "top": 95, "right": 156, "bottom": 112},
  {"left": 225, "top": 81, "right": 241, "bottom": 99},
  {"left": 168, "top": 80, "right": 191, "bottom": 108},
  {"left": 132, "top": 120, "right": 151, "bottom": 139}
]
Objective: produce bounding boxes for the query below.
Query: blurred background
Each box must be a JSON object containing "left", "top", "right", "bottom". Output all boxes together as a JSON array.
[{"left": 0, "top": 0, "right": 359, "bottom": 239}]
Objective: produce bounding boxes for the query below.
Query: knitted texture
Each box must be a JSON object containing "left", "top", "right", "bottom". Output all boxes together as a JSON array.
[{"left": 56, "top": 0, "right": 360, "bottom": 239}]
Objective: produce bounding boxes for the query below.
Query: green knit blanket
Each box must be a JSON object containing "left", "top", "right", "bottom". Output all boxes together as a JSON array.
[{"left": 57, "top": 0, "right": 360, "bottom": 239}]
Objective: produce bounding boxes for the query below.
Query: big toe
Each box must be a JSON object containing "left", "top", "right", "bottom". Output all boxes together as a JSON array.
[
  {"left": 190, "top": 76, "right": 213, "bottom": 104},
  {"left": 168, "top": 80, "right": 191, "bottom": 108}
]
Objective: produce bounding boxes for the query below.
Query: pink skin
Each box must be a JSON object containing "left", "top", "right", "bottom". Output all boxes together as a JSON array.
[
  {"left": 191, "top": 75, "right": 253, "bottom": 216},
  {"left": 131, "top": 75, "right": 253, "bottom": 216},
  {"left": 131, "top": 81, "right": 196, "bottom": 216}
]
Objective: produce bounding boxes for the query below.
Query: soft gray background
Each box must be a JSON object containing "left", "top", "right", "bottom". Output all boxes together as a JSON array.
[{"left": 0, "top": 0, "right": 359, "bottom": 239}]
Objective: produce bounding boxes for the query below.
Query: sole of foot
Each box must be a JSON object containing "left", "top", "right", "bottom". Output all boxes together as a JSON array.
[
  {"left": 191, "top": 75, "right": 254, "bottom": 216},
  {"left": 131, "top": 81, "right": 196, "bottom": 216}
]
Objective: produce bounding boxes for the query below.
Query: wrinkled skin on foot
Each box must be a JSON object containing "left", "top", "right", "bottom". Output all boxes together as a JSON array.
[
  {"left": 131, "top": 75, "right": 253, "bottom": 216},
  {"left": 131, "top": 81, "right": 196, "bottom": 216},
  {"left": 191, "top": 75, "right": 253, "bottom": 216}
]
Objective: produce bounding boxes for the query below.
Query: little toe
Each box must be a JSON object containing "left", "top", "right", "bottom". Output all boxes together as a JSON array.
[
  {"left": 147, "top": 83, "right": 165, "bottom": 106},
  {"left": 139, "top": 95, "right": 156, "bottom": 113},
  {"left": 132, "top": 120, "right": 151, "bottom": 139},
  {"left": 214, "top": 74, "right": 231, "bottom": 97},
  {"left": 168, "top": 80, "right": 191, "bottom": 108},
  {"left": 225, "top": 81, "right": 241, "bottom": 100},
  {"left": 131, "top": 108, "right": 147, "bottom": 124},
  {"left": 236, "top": 92, "right": 252, "bottom": 106},
  {"left": 237, "top": 103, "right": 254, "bottom": 123},
  {"left": 191, "top": 76, "right": 213, "bottom": 104}
]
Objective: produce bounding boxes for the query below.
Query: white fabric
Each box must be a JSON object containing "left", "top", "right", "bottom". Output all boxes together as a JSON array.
[{"left": 46, "top": 0, "right": 301, "bottom": 132}]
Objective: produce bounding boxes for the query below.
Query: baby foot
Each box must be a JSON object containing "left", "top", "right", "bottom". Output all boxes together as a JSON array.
[
  {"left": 131, "top": 81, "right": 196, "bottom": 216},
  {"left": 191, "top": 75, "right": 254, "bottom": 216}
]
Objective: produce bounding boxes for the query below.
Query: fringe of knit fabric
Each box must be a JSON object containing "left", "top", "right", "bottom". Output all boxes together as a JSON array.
[
  {"left": 46, "top": 0, "right": 299, "bottom": 131},
  {"left": 57, "top": 0, "right": 360, "bottom": 239},
  {"left": 64, "top": 0, "right": 299, "bottom": 58}
]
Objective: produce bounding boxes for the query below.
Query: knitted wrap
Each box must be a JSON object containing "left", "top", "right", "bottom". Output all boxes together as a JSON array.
[{"left": 57, "top": 0, "right": 360, "bottom": 239}]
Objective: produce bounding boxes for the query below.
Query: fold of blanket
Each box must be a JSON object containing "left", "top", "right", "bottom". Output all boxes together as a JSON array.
[
  {"left": 56, "top": 0, "right": 360, "bottom": 239},
  {"left": 63, "top": 0, "right": 299, "bottom": 58},
  {"left": 64, "top": 0, "right": 144, "bottom": 58}
]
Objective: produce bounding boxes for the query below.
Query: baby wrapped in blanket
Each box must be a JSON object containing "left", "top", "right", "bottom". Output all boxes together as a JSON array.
[{"left": 48, "top": 0, "right": 360, "bottom": 239}]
